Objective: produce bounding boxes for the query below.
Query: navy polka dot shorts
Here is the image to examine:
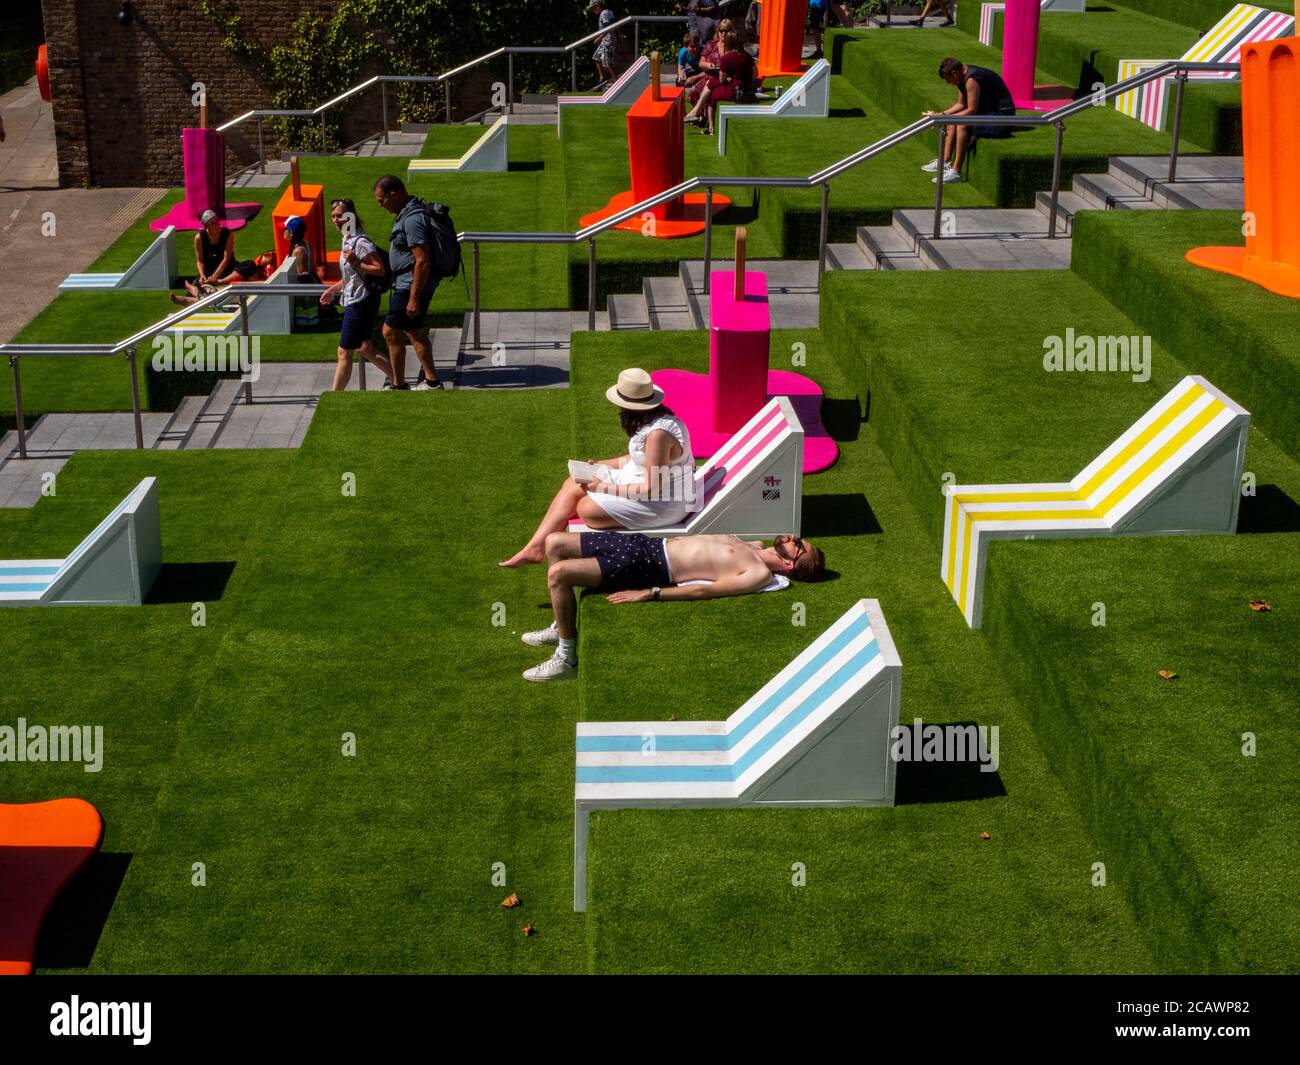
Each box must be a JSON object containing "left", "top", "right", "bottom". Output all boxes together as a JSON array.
[{"left": 580, "top": 532, "right": 673, "bottom": 592}]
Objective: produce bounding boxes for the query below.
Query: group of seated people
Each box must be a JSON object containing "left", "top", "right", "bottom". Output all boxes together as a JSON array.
[
  {"left": 678, "top": 19, "right": 761, "bottom": 135},
  {"left": 500, "top": 368, "right": 825, "bottom": 682}
]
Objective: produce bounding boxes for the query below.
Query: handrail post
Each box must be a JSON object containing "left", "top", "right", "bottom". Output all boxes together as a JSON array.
[
  {"left": 381, "top": 81, "right": 389, "bottom": 145},
  {"left": 818, "top": 182, "right": 830, "bottom": 291},
  {"left": 703, "top": 185, "right": 714, "bottom": 295},
  {"left": 240, "top": 295, "right": 253, "bottom": 404},
  {"left": 445, "top": 79, "right": 452, "bottom": 124},
  {"left": 8, "top": 355, "right": 27, "bottom": 460},
  {"left": 634, "top": 19, "right": 641, "bottom": 57},
  {"left": 320, "top": 113, "right": 327, "bottom": 154},
  {"left": 932, "top": 126, "right": 946, "bottom": 240},
  {"left": 358, "top": 347, "right": 367, "bottom": 391},
  {"left": 571, "top": 51, "right": 578, "bottom": 93},
  {"left": 472, "top": 242, "right": 482, "bottom": 350},
  {"left": 588, "top": 238, "right": 597, "bottom": 332},
  {"left": 256, "top": 116, "right": 265, "bottom": 174},
  {"left": 508, "top": 53, "right": 515, "bottom": 115},
  {"left": 126, "top": 347, "right": 144, "bottom": 449},
  {"left": 1168, "top": 70, "right": 1187, "bottom": 184},
  {"left": 1049, "top": 119, "right": 1065, "bottom": 239}
]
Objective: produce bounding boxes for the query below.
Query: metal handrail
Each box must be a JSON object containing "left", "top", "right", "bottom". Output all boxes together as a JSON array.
[
  {"left": 1, "top": 284, "right": 330, "bottom": 460},
  {"left": 216, "top": 2, "right": 741, "bottom": 152},
  {"left": 3, "top": 59, "right": 1238, "bottom": 453}
]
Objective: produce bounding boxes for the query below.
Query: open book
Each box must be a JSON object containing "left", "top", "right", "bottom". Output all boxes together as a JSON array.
[{"left": 568, "top": 460, "right": 614, "bottom": 485}]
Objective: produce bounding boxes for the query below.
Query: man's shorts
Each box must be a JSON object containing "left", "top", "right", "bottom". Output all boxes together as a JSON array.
[
  {"left": 808, "top": 6, "right": 828, "bottom": 31},
  {"left": 580, "top": 532, "right": 673, "bottom": 592},
  {"left": 384, "top": 285, "right": 436, "bottom": 331}
]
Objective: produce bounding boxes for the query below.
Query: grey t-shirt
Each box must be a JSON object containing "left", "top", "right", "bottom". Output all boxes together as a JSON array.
[
  {"left": 340, "top": 232, "right": 379, "bottom": 307},
  {"left": 389, "top": 197, "right": 434, "bottom": 293}
]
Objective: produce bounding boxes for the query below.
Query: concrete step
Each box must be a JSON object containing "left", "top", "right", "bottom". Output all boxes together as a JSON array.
[
  {"left": 608, "top": 292, "right": 650, "bottom": 331},
  {"left": 1032, "top": 190, "right": 1092, "bottom": 236},
  {"left": 154, "top": 395, "right": 208, "bottom": 451},
  {"left": 643, "top": 275, "right": 695, "bottom": 330},
  {"left": 401, "top": 123, "right": 434, "bottom": 135},
  {"left": 825, "top": 242, "right": 871, "bottom": 271},
  {"left": 680, "top": 259, "right": 821, "bottom": 329},
  {"left": 1072, "top": 172, "right": 1161, "bottom": 212},
  {"left": 893, "top": 208, "right": 1073, "bottom": 271},
  {"left": 856, "top": 225, "right": 927, "bottom": 270},
  {"left": 185, "top": 378, "right": 245, "bottom": 449}
]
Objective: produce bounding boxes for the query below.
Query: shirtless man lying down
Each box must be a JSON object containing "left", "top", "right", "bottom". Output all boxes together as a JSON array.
[{"left": 519, "top": 530, "right": 826, "bottom": 681}]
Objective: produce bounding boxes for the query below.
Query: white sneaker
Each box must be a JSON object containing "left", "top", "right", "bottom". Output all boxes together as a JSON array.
[
  {"left": 921, "top": 158, "right": 943, "bottom": 173},
  {"left": 523, "top": 652, "right": 577, "bottom": 682},
  {"left": 522, "top": 621, "right": 559, "bottom": 647},
  {"left": 933, "top": 167, "right": 963, "bottom": 184},
  {"left": 411, "top": 379, "right": 443, "bottom": 391}
]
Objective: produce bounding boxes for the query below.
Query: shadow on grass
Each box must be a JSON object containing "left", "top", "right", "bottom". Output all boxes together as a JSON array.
[
  {"left": 146, "top": 561, "right": 237, "bottom": 604},
  {"left": 508, "top": 161, "right": 546, "bottom": 173},
  {"left": 803, "top": 492, "right": 882, "bottom": 537},
  {"left": 829, "top": 107, "right": 867, "bottom": 118},
  {"left": 34, "top": 851, "right": 132, "bottom": 970},
  {"left": 821, "top": 396, "right": 864, "bottom": 442},
  {"left": 1237, "top": 484, "right": 1300, "bottom": 535},
  {"left": 895, "top": 723, "right": 1007, "bottom": 806}
]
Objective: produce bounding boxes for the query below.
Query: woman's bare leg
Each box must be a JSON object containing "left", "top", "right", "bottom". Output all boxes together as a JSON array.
[
  {"left": 575, "top": 494, "right": 620, "bottom": 530},
  {"left": 500, "top": 478, "right": 590, "bottom": 567}
]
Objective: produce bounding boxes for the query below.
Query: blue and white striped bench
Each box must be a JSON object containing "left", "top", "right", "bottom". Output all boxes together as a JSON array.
[
  {"left": 1115, "top": 4, "right": 1293, "bottom": 132},
  {"left": 574, "top": 598, "right": 902, "bottom": 910},
  {"left": 942, "top": 375, "right": 1250, "bottom": 629},
  {"left": 716, "top": 58, "right": 831, "bottom": 155},
  {"left": 568, "top": 396, "right": 805, "bottom": 538},
  {"left": 59, "top": 226, "right": 178, "bottom": 291},
  {"left": 0, "top": 478, "right": 162, "bottom": 608},
  {"left": 408, "top": 117, "right": 509, "bottom": 174},
  {"left": 556, "top": 56, "right": 652, "bottom": 135},
  {"left": 977, "top": 0, "right": 1086, "bottom": 48}
]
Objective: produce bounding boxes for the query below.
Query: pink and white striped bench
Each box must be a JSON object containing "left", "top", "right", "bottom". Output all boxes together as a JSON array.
[{"left": 568, "top": 395, "right": 804, "bottom": 538}]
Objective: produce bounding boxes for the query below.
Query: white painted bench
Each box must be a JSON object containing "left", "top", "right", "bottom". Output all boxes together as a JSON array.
[
  {"left": 568, "top": 395, "right": 804, "bottom": 538},
  {"left": 0, "top": 478, "right": 162, "bottom": 608},
  {"left": 716, "top": 58, "right": 831, "bottom": 156},
  {"left": 59, "top": 226, "right": 178, "bottom": 291},
  {"left": 167, "top": 256, "right": 296, "bottom": 335},
  {"left": 408, "top": 117, "right": 509, "bottom": 174},
  {"left": 942, "top": 375, "right": 1250, "bottom": 628},
  {"left": 574, "top": 597, "right": 902, "bottom": 910}
]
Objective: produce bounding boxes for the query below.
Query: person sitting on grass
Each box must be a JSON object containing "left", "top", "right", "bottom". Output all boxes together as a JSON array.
[
  {"left": 683, "top": 28, "right": 757, "bottom": 135},
  {"left": 169, "top": 210, "right": 274, "bottom": 305},
  {"left": 320, "top": 198, "right": 394, "bottom": 392},
  {"left": 499, "top": 368, "right": 694, "bottom": 568},
  {"left": 677, "top": 32, "right": 704, "bottom": 87},
  {"left": 922, "top": 56, "right": 1017, "bottom": 184},
  {"left": 519, "top": 531, "right": 826, "bottom": 681}
]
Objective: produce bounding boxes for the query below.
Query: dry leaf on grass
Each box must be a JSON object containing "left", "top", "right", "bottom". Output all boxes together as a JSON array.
[
  {"left": 1157, "top": 668, "right": 1178, "bottom": 680},
  {"left": 501, "top": 892, "right": 520, "bottom": 909},
  {"left": 521, "top": 923, "right": 537, "bottom": 937},
  {"left": 1249, "top": 599, "right": 1272, "bottom": 613},
  {"left": 979, "top": 831, "right": 991, "bottom": 841},
  {"left": 668, "top": 714, "right": 678, "bottom": 721}
]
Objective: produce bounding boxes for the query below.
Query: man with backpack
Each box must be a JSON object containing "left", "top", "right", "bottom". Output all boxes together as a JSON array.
[{"left": 373, "top": 175, "right": 459, "bottom": 391}]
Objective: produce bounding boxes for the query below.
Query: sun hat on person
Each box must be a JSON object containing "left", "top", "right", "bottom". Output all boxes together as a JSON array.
[
  {"left": 200, "top": 209, "right": 219, "bottom": 225},
  {"left": 606, "top": 367, "right": 666, "bottom": 410}
]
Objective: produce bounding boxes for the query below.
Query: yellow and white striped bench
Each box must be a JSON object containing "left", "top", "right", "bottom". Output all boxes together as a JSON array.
[
  {"left": 165, "top": 256, "right": 295, "bottom": 335},
  {"left": 941, "top": 376, "right": 1250, "bottom": 629},
  {"left": 407, "top": 117, "right": 509, "bottom": 174},
  {"left": 1115, "top": 4, "right": 1293, "bottom": 132}
]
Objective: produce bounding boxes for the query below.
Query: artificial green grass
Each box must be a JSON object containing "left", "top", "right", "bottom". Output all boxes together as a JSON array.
[
  {"left": 1112, "top": 0, "right": 1293, "bottom": 32},
  {"left": 1072, "top": 210, "right": 1300, "bottom": 462},
  {"left": 829, "top": 27, "right": 1203, "bottom": 205},
  {"left": 570, "top": 330, "right": 1154, "bottom": 973}
]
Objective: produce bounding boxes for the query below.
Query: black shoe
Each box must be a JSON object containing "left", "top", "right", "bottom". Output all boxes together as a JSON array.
[
  {"left": 809, "top": 48, "right": 824, "bottom": 59},
  {"left": 382, "top": 381, "right": 409, "bottom": 391},
  {"left": 942, "top": 17, "right": 955, "bottom": 26}
]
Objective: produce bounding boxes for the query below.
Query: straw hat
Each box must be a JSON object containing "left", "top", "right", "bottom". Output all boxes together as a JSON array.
[{"left": 606, "top": 368, "right": 665, "bottom": 410}]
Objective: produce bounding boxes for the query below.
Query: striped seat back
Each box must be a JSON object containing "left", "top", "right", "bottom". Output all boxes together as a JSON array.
[{"left": 693, "top": 398, "right": 794, "bottom": 512}]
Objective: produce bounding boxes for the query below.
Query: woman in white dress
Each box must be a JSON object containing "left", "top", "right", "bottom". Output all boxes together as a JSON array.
[{"left": 499, "top": 368, "right": 695, "bottom": 568}]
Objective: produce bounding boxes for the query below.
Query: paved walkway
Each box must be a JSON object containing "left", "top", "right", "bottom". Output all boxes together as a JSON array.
[{"left": 0, "top": 77, "right": 57, "bottom": 190}]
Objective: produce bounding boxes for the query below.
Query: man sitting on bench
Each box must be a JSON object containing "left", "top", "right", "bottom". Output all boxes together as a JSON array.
[
  {"left": 520, "top": 531, "right": 826, "bottom": 681},
  {"left": 922, "top": 56, "right": 1017, "bottom": 185}
]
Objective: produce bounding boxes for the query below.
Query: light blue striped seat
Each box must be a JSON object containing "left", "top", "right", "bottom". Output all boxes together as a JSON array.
[
  {"left": 0, "top": 479, "right": 162, "bottom": 608},
  {"left": 58, "top": 226, "right": 177, "bottom": 291},
  {"left": 573, "top": 598, "right": 902, "bottom": 910}
]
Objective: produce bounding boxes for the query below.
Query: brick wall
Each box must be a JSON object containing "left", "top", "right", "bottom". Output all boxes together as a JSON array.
[{"left": 41, "top": 0, "right": 387, "bottom": 188}]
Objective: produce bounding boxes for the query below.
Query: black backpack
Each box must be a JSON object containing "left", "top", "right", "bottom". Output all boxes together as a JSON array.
[
  {"left": 363, "top": 242, "right": 394, "bottom": 295},
  {"left": 422, "top": 200, "right": 462, "bottom": 281}
]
